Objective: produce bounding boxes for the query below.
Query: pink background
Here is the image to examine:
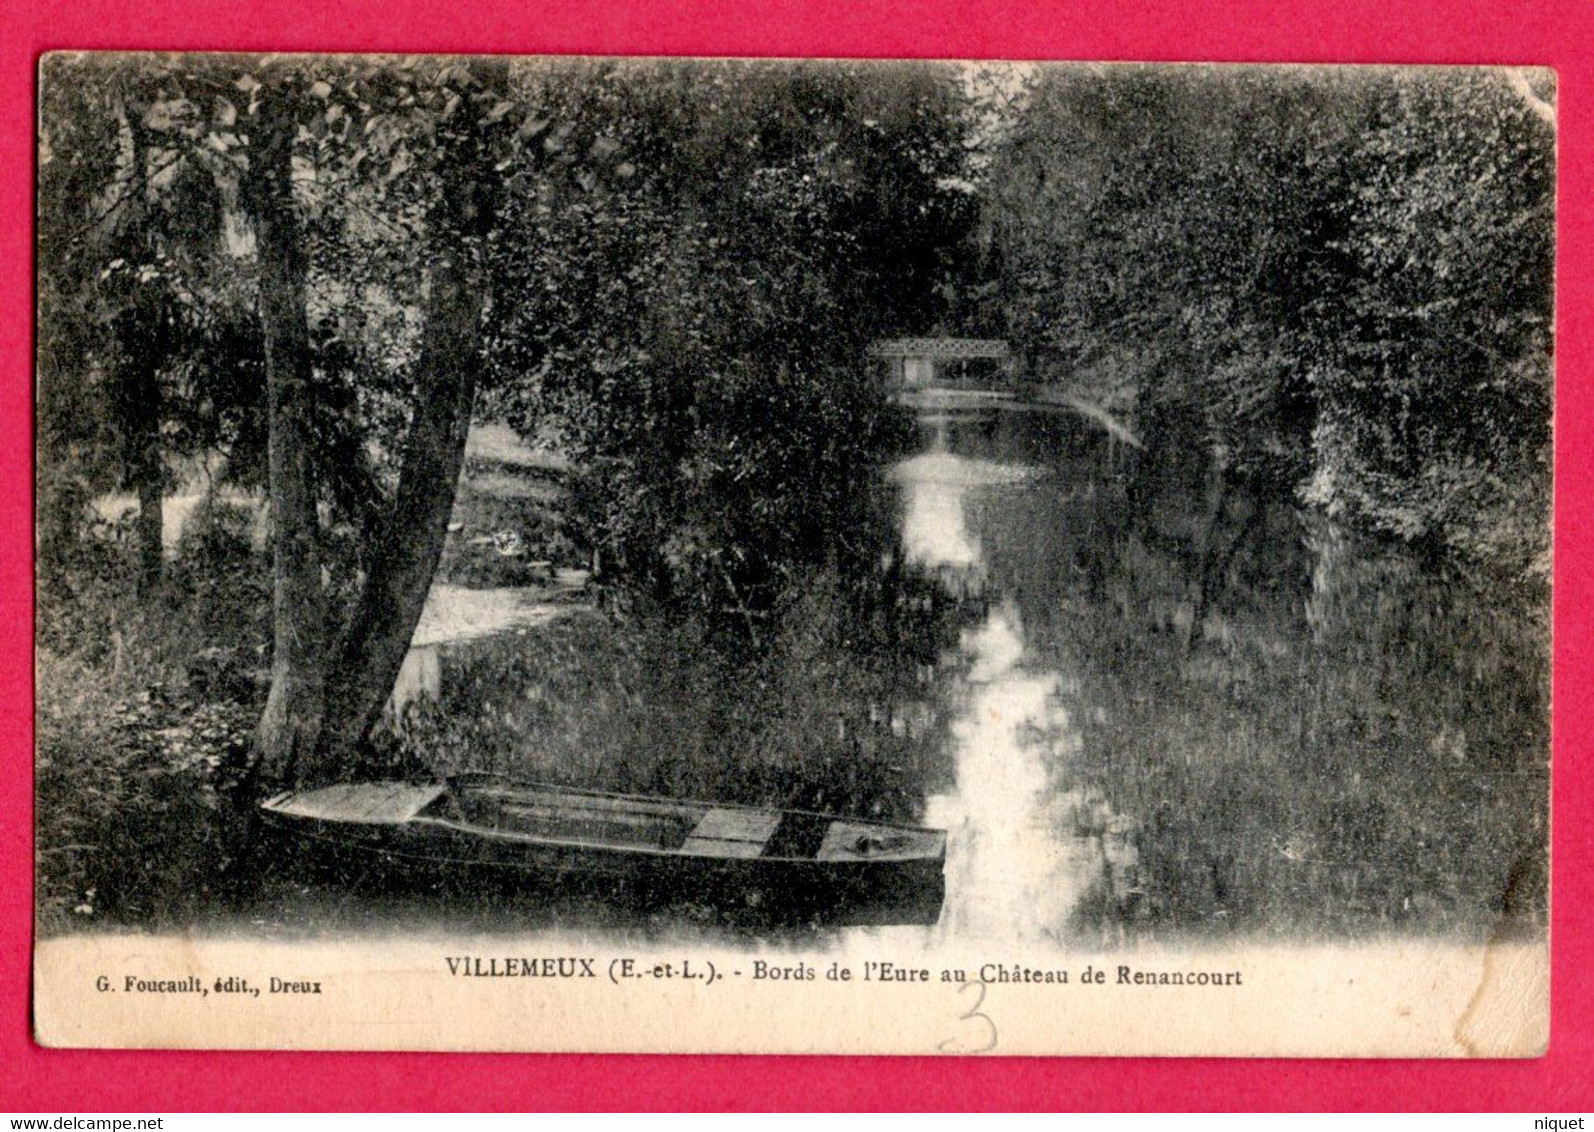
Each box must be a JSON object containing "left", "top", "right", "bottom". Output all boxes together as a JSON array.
[{"left": 1, "top": 0, "right": 1588, "bottom": 1110}]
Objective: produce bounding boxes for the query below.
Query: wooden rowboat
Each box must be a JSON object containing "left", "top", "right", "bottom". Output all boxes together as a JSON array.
[{"left": 258, "top": 772, "right": 946, "bottom": 915}]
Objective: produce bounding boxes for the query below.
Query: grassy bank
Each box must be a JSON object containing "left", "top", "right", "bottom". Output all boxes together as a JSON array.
[
  {"left": 383, "top": 565, "right": 964, "bottom": 824},
  {"left": 37, "top": 430, "right": 963, "bottom": 933},
  {"left": 35, "top": 508, "right": 268, "bottom": 933},
  {"left": 34, "top": 426, "right": 589, "bottom": 934},
  {"left": 978, "top": 473, "right": 1549, "bottom": 940}
]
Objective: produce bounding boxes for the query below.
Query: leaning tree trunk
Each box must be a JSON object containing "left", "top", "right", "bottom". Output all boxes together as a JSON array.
[
  {"left": 317, "top": 240, "right": 484, "bottom": 761},
  {"left": 318, "top": 101, "right": 500, "bottom": 765},
  {"left": 247, "top": 85, "right": 329, "bottom": 789}
]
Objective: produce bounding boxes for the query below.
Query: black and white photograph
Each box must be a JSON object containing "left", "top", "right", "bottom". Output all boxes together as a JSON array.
[{"left": 32, "top": 53, "right": 1553, "bottom": 1055}]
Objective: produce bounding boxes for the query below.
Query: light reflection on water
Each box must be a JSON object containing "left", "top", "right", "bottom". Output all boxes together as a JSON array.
[
  {"left": 925, "top": 604, "right": 1084, "bottom": 942},
  {"left": 890, "top": 451, "right": 1034, "bottom": 573},
  {"left": 887, "top": 427, "right": 1129, "bottom": 948}
]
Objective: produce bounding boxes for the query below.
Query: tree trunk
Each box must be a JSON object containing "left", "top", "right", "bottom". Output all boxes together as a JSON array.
[
  {"left": 134, "top": 470, "right": 163, "bottom": 590},
  {"left": 120, "top": 110, "right": 165, "bottom": 594},
  {"left": 1186, "top": 469, "right": 1265, "bottom": 654},
  {"left": 118, "top": 305, "right": 165, "bottom": 594},
  {"left": 318, "top": 173, "right": 491, "bottom": 764},
  {"left": 318, "top": 65, "right": 508, "bottom": 763},
  {"left": 248, "top": 85, "right": 329, "bottom": 789}
]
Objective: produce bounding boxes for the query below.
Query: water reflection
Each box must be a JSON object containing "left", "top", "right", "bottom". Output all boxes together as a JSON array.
[
  {"left": 894, "top": 455, "right": 983, "bottom": 570},
  {"left": 892, "top": 416, "right": 1131, "bottom": 944},
  {"left": 892, "top": 434, "right": 1034, "bottom": 554},
  {"left": 927, "top": 605, "right": 1085, "bottom": 941}
]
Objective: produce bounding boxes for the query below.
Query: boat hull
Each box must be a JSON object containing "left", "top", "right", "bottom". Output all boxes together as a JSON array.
[{"left": 256, "top": 778, "right": 946, "bottom": 924}]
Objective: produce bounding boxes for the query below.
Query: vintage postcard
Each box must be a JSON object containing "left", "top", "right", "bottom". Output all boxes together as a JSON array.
[{"left": 33, "top": 53, "right": 1552, "bottom": 1055}]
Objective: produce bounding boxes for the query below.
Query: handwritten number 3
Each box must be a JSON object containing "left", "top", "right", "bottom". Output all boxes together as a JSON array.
[{"left": 938, "top": 979, "right": 997, "bottom": 1053}]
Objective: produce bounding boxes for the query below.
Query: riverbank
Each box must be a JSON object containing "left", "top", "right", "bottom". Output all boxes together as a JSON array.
[
  {"left": 37, "top": 424, "right": 594, "bottom": 932},
  {"left": 954, "top": 410, "right": 1550, "bottom": 942}
]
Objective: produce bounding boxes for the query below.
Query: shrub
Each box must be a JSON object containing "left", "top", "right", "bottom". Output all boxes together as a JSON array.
[{"left": 35, "top": 647, "right": 253, "bottom": 934}]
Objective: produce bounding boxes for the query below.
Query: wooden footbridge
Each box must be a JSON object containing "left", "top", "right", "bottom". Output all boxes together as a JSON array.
[
  {"left": 868, "top": 337, "right": 1142, "bottom": 450},
  {"left": 867, "top": 337, "right": 1015, "bottom": 388}
]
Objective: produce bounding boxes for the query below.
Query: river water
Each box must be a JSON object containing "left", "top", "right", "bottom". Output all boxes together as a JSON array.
[
  {"left": 237, "top": 399, "right": 1547, "bottom": 945},
  {"left": 895, "top": 416, "right": 1137, "bottom": 946},
  {"left": 887, "top": 401, "right": 1546, "bottom": 943}
]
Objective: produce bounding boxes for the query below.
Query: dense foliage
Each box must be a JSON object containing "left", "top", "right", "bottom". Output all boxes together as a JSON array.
[
  {"left": 977, "top": 65, "right": 1553, "bottom": 579},
  {"left": 484, "top": 60, "right": 972, "bottom": 630}
]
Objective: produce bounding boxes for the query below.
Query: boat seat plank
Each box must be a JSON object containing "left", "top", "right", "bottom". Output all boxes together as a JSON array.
[
  {"left": 691, "top": 808, "right": 781, "bottom": 844},
  {"left": 271, "top": 783, "right": 448, "bottom": 825}
]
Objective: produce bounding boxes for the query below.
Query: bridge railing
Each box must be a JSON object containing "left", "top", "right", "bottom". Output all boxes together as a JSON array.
[{"left": 866, "top": 337, "right": 1011, "bottom": 362}]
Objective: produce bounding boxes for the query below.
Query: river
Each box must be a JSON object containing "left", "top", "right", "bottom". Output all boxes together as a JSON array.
[{"left": 234, "top": 399, "right": 1547, "bottom": 946}]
